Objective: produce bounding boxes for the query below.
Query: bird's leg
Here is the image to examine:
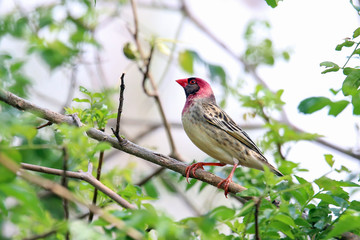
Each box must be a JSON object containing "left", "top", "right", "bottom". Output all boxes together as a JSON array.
[
  {"left": 217, "top": 162, "right": 239, "bottom": 198},
  {"left": 185, "top": 162, "right": 226, "bottom": 183}
]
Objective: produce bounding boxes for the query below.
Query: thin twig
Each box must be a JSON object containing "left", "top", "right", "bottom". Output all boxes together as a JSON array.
[
  {"left": 160, "top": 174, "right": 202, "bottom": 216},
  {"left": 129, "top": 0, "right": 181, "bottom": 159},
  {"left": 23, "top": 229, "right": 57, "bottom": 240},
  {"left": 116, "top": 74, "right": 126, "bottom": 135},
  {"left": 112, "top": 73, "right": 126, "bottom": 143},
  {"left": 255, "top": 198, "right": 262, "bottom": 240},
  {"left": 142, "top": 43, "right": 156, "bottom": 96},
  {"left": 95, "top": 52, "right": 109, "bottom": 86},
  {"left": 89, "top": 139, "right": 105, "bottom": 222},
  {"left": 259, "top": 104, "right": 286, "bottom": 160},
  {"left": 21, "top": 162, "right": 136, "bottom": 209},
  {"left": 0, "top": 154, "right": 142, "bottom": 240},
  {"left": 36, "top": 121, "right": 53, "bottom": 129},
  {"left": 61, "top": 147, "right": 70, "bottom": 240},
  {"left": 158, "top": 14, "right": 186, "bottom": 84},
  {"left": 61, "top": 65, "right": 78, "bottom": 114},
  {"left": 136, "top": 167, "right": 165, "bottom": 186}
]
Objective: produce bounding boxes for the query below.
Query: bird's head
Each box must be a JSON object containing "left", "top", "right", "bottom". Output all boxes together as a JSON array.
[{"left": 176, "top": 77, "right": 215, "bottom": 101}]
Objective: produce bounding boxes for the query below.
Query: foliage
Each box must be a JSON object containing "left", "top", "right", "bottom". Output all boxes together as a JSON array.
[
  {"left": 243, "top": 20, "right": 290, "bottom": 68},
  {"left": 0, "top": 0, "right": 359, "bottom": 240},
  {"left": 298, "top": 26, "right": 360, "bottom": 116},
  {"left": 65, "top": 86, "right": 117, "bottom": 130}
]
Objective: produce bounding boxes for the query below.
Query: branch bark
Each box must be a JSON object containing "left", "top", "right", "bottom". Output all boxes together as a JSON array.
[
  {"left": 20, "top": 162, "right": 136, "bottom": 209},
  {"left": 0, "top": 89, "right": 248, "bottom": 197}
]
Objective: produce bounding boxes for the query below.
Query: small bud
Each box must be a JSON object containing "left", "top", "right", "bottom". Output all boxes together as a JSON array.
[{"left": 123, "top": 42, "right": 138, "bottom": 60}]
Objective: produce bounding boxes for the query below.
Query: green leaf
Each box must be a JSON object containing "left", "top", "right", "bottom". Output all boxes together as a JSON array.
[
  {"left": 270, "top": 220, "right": 295, "bottom": 239},
  {"left": 210, "top": 206, "right": 235, "bottom": 221},
  {"left": 327, "top": 212, "right": 360, "bottom": 238},
  {"left": 273, "top": 214, "right": 296, "bottom": 228},
  {"left": 70, "top": 220, "right": 113, "bottom": 240},
  {"left": 11, "top": 124, "right": 37, "bottom": 142},
  {"left": 320, "top": 61, "right": 340, "bottom": 74},
  {"left": 349, "top": 200, "right": 360, "bottom": 211},
  {"left": 314, "top": 193, "right": 339, "bottom": 206},
  {"left": 208, "top": 64, "right": 227, "bottom": 86},
  {"left": 336, "top": 40, "right": 355, "bottom": 51},
  {"left": 10, "top": 60, "right": 25, "bottom": 72},
  {"left": 159, "top": 177, "right": 177, "bottom": 193},
  {"left": 73, "top": 98, "right": 91, "bottom": 103},
  {"left": 330, "top": 88, "right": 341, "bottom": 95},
  {"left": 265, "top": 0, "right": 280, "bottom": 8},
  {"left": 335, "top": 165, "right": 351, "bottom": 173},
  {"left": 0, "top": 165, "right": 16, "bottom": 183},
  {"left": 0, "top": 192, "right": 7, "bottom": 216},
  {"left": 314, "top": 177, "right": 358, "bottom": 200},
  {"left": 263, "top": 165, "right": 276, "bottom": 187},
  {"left": 282, "top": 51, "right": 290, "bottom": 61},
  {"left": 342, "top": 68, "right": 360, "bottom": 96},
  {"left": 294, "top": 217, "right": 312, "bottom": 228},
  {"left": 351, "top": 91, "right": 360, "bottom": 115},
  {"left": 237, "top": 187, "right": 261, "bottom": 197},
  {"left": 324, "top": 154, "right": 335, "bottom": 167},
  {"left": 328, "top": 100, "right": 349, "bottom": 116},
  {"left": 353, "top": 27, "right": 360, "bottom": 38},
  {"left": 298, "top": 97, "right": 331, "bottom": 114},
  {"left": 0, "top": 182, "right": 45, "bottom": 219},
  {"left": 295, "top": 175, "right": 314, "bottom": 198},
  {"left": 178, "top": 50, "right": 194, "bottom": 74},
  {"left": 144, "top": 181, "right": 159, "bottom": 199},
  {"left": 93, "top": 142, "right": 111, "bottom": 152},
  {"left": 79, "top": 86, "right": 91, "bottom": 96}
]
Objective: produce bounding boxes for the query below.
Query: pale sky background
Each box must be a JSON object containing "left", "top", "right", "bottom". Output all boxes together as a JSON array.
[{"left": 1, "top": 0, "right": 360, "bottom": 219}]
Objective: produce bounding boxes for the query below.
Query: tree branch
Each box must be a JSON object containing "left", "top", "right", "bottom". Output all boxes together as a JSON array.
[
  {"left": 89, "top": 146, "right": 105, "bottom": 222},
  {"left": 23, "top": 229, "right": 57, "bottom": 240},
  {"left": 20, "top": 162, "right": 136, "bottom": 209},
  {"left": 112, "top": 73, "right": 126, "bottom": 143},
  {"left": 0, "top": 154, "right": 142, "bottom": 240},
  {"left": 141, "top": 44, "right": 156, "bottom": 97},
  {"left": 61, "top": 147, "right": 70, "bottom": 240},
  {"left": 254, "top": 198, "right": 262, "bottom": 240},
  {"left": 0, "top": 89, "right": 248, "bottom": 196}
]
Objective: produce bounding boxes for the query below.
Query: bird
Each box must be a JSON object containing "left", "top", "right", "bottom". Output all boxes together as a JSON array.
[{"left": 176, "top": 77, "right": 283, "bottom": 197}]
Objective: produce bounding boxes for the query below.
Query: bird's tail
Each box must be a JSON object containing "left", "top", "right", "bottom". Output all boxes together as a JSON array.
[{"left": 270, "top": 166, "right": 283, "bottom": 177}]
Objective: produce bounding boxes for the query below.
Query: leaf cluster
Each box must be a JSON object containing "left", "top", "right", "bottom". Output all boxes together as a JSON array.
[
  {"left": 299, "top": 27, "right": 360, "bottom": 116},
  {"left": 65, "top": 86, "right": 117, "bottom": 130}
]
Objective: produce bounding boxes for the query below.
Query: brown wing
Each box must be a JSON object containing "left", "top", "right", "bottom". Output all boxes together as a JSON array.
[{"left": 201, "top": 102, "right": 267, "bottom": 161}]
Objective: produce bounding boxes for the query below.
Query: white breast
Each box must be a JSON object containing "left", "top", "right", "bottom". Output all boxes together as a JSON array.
[{"left": 182, "top": 109, "right": 235, "bottom": 165}]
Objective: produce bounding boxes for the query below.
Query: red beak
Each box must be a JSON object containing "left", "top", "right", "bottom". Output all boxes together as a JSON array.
[{"left": 176, "top": 79, "right": 188, "bottom": 88}]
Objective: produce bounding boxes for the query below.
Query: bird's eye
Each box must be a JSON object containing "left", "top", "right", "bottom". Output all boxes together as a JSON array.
[{"left": 189, "top": 79, "right": 196, "bottom": 84}]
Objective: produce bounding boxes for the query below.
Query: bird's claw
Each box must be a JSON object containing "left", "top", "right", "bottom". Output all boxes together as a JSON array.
[
  {"left": 217, "top": 178, "right": 232, "bottom": 198},
  {"left": 185, "top": 163, "right": 204, "bottom": 183}
]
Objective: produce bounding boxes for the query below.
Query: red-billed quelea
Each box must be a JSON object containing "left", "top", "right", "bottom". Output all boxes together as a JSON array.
[{"left": 176, "top": 77, "right": 283, "bottom": 198}]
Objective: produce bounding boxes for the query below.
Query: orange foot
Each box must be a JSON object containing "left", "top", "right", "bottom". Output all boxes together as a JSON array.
[
  {"left": 185, "top": 162, "right": 225, "bottom": 184},
  {"left": 217, "top": 163, "right": 238, "bottom": 198}
]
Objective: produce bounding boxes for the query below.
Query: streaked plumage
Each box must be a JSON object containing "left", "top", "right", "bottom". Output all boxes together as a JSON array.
[{"left": 176, "top": 77, "right": 283, "bottom": 197}]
